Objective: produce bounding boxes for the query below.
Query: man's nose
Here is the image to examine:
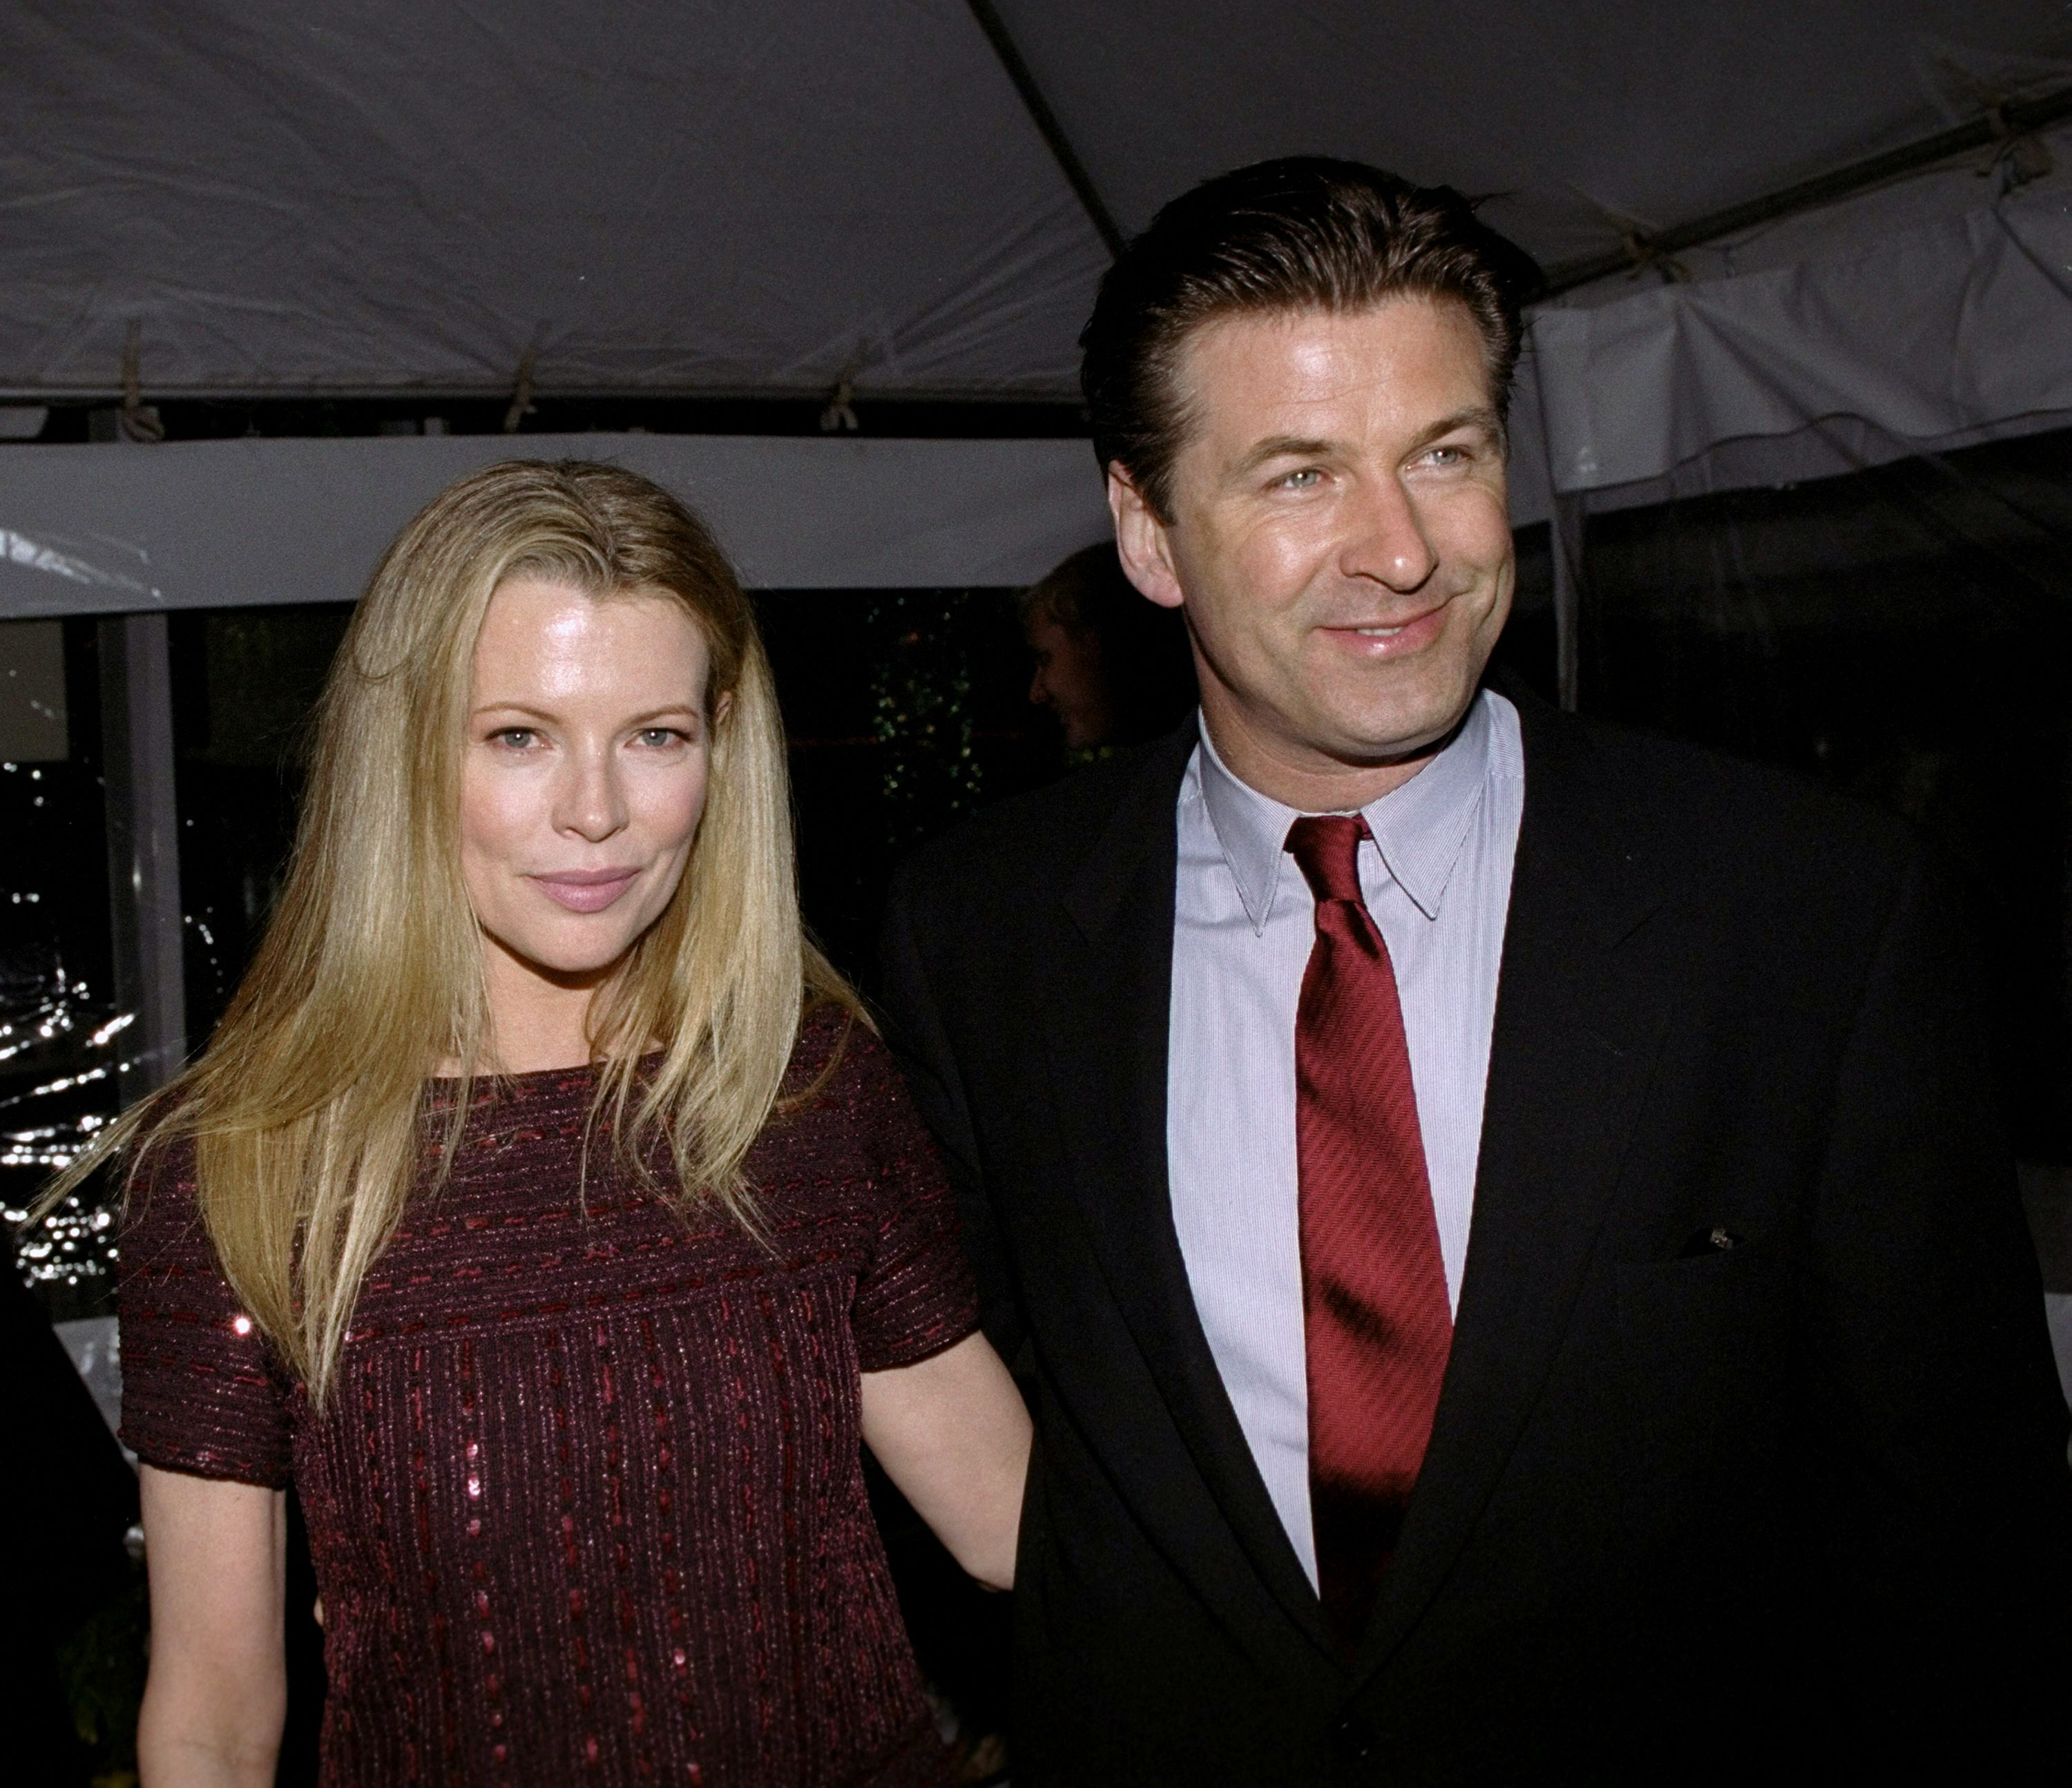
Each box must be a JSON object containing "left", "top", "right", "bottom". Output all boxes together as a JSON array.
[
  {"left": 1341, "top": 474, "right": 1438, "bottom": 593},
  {"left": 555, "top": 747, "right": 628, "bottom": 841}
]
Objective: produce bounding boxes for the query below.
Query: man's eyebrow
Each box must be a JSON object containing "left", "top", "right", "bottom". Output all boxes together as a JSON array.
[
  {"left": 1226, "top": 407, "right": 1504, "bottom": 482},
  {"left": 1409, "top": 406, "right": 1504, "bottom": 451},
  {"left": 1227, "top": 434, "right": 1336, "bottom": 480}
]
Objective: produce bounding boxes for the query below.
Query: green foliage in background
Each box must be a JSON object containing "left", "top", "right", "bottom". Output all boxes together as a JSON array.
[
  {"left": 56, "top": 1559, "right": 147, "bottom": 1785},
  {"left": 869, "top": 592, "right": 986, "bottom": 854}
]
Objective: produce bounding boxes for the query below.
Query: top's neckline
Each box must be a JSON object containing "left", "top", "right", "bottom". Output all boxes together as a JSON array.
[
  {"left": 428, "top": 1049, "right": 668, "bottom": 1086},
  {"left": 429, "top": 1060, "right": 597, "bottom": 1086}
]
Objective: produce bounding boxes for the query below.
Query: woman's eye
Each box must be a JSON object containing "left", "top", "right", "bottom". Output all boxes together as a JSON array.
[
  {"left": 635, "top": 728, "right": 684, "bottom": 749},
  {"left": 492, "top": 727, "right": 535, "bottom": 749}
]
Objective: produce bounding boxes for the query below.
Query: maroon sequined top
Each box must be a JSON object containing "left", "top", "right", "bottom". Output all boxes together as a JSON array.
[{"left": 118, "top": 1015, "right": 977, "bottom": 1787}]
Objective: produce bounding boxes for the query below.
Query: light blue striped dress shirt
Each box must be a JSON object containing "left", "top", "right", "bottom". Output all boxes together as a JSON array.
[{"left": 1166, "top": 689, "right": 1526, "bottom": 1586}]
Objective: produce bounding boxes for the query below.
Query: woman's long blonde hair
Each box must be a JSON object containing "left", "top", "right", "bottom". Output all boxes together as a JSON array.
[{"left": 41, "top": 459, "right": 858, "bottom": 1403}]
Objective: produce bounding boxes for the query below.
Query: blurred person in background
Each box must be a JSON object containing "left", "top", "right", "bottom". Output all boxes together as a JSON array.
[
  {"left": 39, "top": 460, "right": 1028, "bottom": 1788},
  {"left": 1021, "top": 541, "right": 1195, "bottom": 753}
]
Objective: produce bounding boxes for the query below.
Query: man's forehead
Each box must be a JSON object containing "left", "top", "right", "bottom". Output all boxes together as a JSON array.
[{"left": 1173, "top": 297, "right": 1492, "bottom": 434}]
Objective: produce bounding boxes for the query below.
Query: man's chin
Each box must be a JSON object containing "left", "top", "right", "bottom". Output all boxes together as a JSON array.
[{"left": 1316, "top": 693, "right": 1477, "bottom": 770}]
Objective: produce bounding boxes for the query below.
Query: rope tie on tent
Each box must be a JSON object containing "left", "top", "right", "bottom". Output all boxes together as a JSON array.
[
  {"left": 1584, "top": 201, "right": 1689, "bottom": 285},
  {"left": 1613, "top": 224, "right": 1689, "bottom": 285},
  {"left": 1980, "top": 102, "right": 2053, "bottom": 191},
  {"left": 119, "top": 323, "right": 164, "bottom": 443},
  {"left": 818, "top": 378, "right": 858, "bottom": 432},
  {"left": 502, "top": 340, "right": 540, "bottom": 434},
  {"left": 816, "top": 352, "right": 858, "bottom": 433}
]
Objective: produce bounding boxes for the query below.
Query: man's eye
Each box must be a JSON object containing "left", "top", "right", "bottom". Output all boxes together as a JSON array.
[
  {"left": 1277, "top": 468, "right": 1323, "bottom": 490},
  {"left": 1424, "top": 444, "right": 1469, "bottom": 468}
]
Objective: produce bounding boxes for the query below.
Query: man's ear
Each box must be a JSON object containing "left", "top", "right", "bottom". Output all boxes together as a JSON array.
[{"left": 1108, "top": 468, "right": 1185, "bottom": 612}]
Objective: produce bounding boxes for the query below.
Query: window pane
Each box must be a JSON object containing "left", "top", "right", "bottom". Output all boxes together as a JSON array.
[
  {"left": 169, "top": 606, "right": 355, "bottom": 1045},
  {"left": 1, "top": 618, "right": 122, "bottom": 1320}
]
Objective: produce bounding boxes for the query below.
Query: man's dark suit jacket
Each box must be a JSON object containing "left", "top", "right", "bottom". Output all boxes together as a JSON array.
[{"left": 877, "top": 689, "right": 2072, "bottom": 1784}]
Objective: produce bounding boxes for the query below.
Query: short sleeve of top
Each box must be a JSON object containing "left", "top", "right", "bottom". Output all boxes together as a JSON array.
[
  {"left": 797, "top": 1017, "right": 981, "bottom": 1374},
  {"left": 116, "top": 1138, "right": 294, "bottom": 1488}
]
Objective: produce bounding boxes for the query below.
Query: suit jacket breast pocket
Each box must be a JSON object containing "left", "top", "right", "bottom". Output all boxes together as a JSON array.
[{"left": 1615, "top": 1249, "right": 1789, "bottom": 1494}]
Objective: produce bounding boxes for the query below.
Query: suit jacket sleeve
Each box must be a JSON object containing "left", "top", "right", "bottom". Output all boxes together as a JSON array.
[
  {"left": 1803, "top": 840, "right": 2072, "bottom": 1716},
  {"left": 876, "top": 852, "right": 1027, "bottom": 1368}
]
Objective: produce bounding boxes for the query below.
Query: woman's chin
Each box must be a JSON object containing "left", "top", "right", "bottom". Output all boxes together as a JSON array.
[{"left": 485, "top": 923, "right": 644, "bottom": 989}]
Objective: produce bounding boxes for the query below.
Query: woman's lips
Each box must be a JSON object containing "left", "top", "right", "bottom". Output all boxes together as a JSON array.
[{"left": 529, "top": 868, "right": 642, "bottom": 913}]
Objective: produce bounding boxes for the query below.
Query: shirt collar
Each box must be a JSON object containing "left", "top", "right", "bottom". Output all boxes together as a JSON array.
[{"left": 1196, "top": 692, "right": 1497, "bottom": 935}]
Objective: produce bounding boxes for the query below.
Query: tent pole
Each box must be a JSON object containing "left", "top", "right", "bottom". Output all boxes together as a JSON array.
[
  {"left": 1526, "top": 326, "right": 1584, "bottom": 712},
  {"left": 964, "top": 1, "right": 1127, "bottom": 259},
  {"left": 98, "top": 610, "right": 188, "bottom": 1101},
  {"left": 1551, "top": 496, "right": 1584, "bottom": 713}
]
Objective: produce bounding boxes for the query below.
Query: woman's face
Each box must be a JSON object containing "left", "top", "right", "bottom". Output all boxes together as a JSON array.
[{"left": 459, "top": 577, "right": 716, "bottom": 989}]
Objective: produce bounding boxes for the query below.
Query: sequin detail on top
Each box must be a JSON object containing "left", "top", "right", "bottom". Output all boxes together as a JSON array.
[{"left": 118, "top": 1015, "right": 973, "bottom": 1788}]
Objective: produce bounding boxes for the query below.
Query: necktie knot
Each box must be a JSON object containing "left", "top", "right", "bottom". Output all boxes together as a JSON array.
[{"left": 1285, "top": 814, "right": 1370, "bottom": 906}]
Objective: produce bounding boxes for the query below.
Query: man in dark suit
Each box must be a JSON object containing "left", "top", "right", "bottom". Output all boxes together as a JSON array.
[{"left": 879, "top": 159, "right": 2071, "bottom": 1783}]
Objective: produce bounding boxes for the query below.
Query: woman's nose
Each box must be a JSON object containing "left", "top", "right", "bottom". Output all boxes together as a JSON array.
[{"left": 555, "top": 748, "right": 627, "bottom": 840}]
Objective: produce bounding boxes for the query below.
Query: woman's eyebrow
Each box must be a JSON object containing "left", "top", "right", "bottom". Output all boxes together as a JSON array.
[{"left": 468, "top": 702, "right": 701, "bottom": 723}]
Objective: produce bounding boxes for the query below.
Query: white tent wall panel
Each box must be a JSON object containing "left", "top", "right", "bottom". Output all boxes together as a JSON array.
[
  {"left": 1508, "top": 143, "right": 2072, "bottom": 525},
  {"left": 0, "top": 434, "right": 1112, "bottom": 620}
]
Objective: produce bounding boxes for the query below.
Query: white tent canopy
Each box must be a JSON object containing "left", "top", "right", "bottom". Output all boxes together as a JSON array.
[{"left": 1, "top": 1, "right": 2069, "bottom": 607}]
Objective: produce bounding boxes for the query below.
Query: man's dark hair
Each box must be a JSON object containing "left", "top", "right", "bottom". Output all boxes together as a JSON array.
[{"left": 1080, "top": 157, "right": 1542, "bottom": 521}]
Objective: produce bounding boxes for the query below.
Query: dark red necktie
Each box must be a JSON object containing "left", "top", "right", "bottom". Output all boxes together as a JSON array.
[{"left": 1285, "top": 814, "right": 1454, "bottom": 1648}]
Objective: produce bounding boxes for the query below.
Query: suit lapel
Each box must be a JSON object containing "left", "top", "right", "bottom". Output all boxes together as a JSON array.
[
  {"left": 1356, "top": 695, "right": 1680, "bottom": 1675},
  {"left": 1042, "top": 727, "right": 1333, "bottom": 1659}
]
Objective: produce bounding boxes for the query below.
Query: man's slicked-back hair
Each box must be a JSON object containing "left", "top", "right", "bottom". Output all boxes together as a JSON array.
[{"left": 1080, "top": 157, "right": 1543, "bottom": 521}]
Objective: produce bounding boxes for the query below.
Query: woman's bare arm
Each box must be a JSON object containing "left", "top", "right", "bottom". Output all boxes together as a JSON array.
[
  {"left": 136, "top": 1464, "right": 288, "bottom": 1788},
  {"left": 859, "top": 1331, "right": 1031, "bottom": 1591}
]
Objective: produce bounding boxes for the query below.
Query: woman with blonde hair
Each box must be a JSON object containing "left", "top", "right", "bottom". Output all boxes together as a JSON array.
[{"left": 54, "top": 460, "right": 1028, "bottom": 1786}]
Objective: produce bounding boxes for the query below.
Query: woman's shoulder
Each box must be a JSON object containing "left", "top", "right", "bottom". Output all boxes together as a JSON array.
[
  {"left": 768, "top": 1003, "right": 934, "bottom": 1166},
  {"left": 115, "top": 1141, "right": 296, "bottom": 1486},
  {"left": 115, "top": 1126, "right": 208, "bottom": 1273},
  {"left": 782, "top": 999, "right": 888, "bottom": 1099}
]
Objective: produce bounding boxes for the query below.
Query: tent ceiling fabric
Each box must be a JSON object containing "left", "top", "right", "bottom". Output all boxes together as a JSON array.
[
  {"left": 1001, "top": 0, "right": 2069, "bottom": 271},
  {"left": 2, "top": 0, "right": 1109, "bottom": 398},
  {"left": 5, "top": 1, "right": 2066, "bottom": 401}
]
